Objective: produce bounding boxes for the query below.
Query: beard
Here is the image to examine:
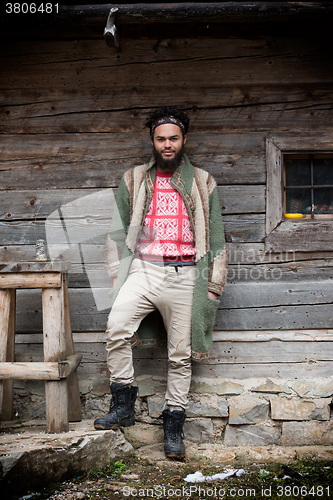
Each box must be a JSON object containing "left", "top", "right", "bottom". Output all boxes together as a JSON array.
[{"left": 153, "top": 143, "right": 185, "bottom": 172}]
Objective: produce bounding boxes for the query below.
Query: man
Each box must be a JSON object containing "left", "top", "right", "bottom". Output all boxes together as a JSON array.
[{"left": 94, "top": 107, "right": 227, "bottom": 459}]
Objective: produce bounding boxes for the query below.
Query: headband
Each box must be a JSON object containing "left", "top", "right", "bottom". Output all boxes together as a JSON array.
[{"left": 151, "top": 116, "right": 185, "bottom": 136}]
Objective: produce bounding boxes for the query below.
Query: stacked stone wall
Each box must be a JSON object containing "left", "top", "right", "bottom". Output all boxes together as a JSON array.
[{"left": 12, "top": 376, "right": 333, "bottom": 447}]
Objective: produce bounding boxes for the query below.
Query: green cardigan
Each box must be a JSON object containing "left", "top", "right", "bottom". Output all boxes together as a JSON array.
[{"left": 106, "top": 155, "right": 227, "bottom": 360}]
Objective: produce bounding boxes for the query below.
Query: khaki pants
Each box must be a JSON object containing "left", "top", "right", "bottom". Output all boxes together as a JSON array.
[{"left": 106, "top": 258, "right": 196, "bottom": 409}]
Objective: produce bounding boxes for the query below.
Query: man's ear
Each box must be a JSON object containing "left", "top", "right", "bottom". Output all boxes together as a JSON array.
[{"left": 183, "top": 134, "right": 187, "bottom": 145}]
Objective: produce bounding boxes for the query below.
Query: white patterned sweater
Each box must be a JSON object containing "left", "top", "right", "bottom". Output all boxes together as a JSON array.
[{"left": 136, "top": 171, "right": 196, "bottom": 260}]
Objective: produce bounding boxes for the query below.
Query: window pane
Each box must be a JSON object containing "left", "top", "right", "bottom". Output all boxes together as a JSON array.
[
  {"left": 285, "top": 159, "right": 311, "bottom": 186},
  {"left": 314, "top": 188, "right": 333, "bottom": 213},
  {"left": 313, "top": 158, "right": 333, "bottom": 185},
  {"left": 285, "top": 188, "right": 311, "bottom": 214}
]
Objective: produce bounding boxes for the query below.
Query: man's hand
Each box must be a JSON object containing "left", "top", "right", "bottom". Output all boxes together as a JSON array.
[
  {"left": 208, "top": 291, "right": 218, "bottom": 300},
  {"left": 112, "top": 277, "right": 118, "bottom": 289}
]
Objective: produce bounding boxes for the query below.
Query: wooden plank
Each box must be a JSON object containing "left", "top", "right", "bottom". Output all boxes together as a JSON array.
[
  {"left": 212, "top": 329, "right": 333, "bottom": 342},
  {"left": 209, "top": 341, "right": 333, "bottom": 364},
  {"left": 226, "top": 266, "right": 333, "bottom": 286},
  {"left": 68, "top": 356, "right": 333, "bottom": 382},
  {"left": 2, "top": 85, "right": 333, "bottom": 134},
  {"left": 215, "top": 303, "right": 333, "bottom": 331},
  {"left": 0, "top": 185, "right": 265, "bottom": 221},
  {"left": 0, "top": 362, "right": 60, "bottom": 380},
  {"left": 0, "top": 133, "right": 265, "bottom": 190},
  {"left": 227, "top": 243, "right": 333, "bottom": 265},
  {"left": 12, "top": 271, "right": 333, "bottom": 333},
  {"left": 14, "top": 328, "right": 333, "bottom": 346},
  {"left": 266, "top": 138, "right": 282, "bottom": 235},
  {"left": 266, "top": 221, "right": 333, "bottom": 252},
  {"left": 0, "top": 272, "right": 61, "bottom": 289},
  {"left": 1, "top": 289, "right": 16, "bottom": 421},
  {"left": 223, "top": 215, "right": 266, "bottom": 243},
  {"left": 220, "top": 280, "right": 333, "bottom": 309},
  {"left": 63, "top": 273, "right": 82, "bottom": 422},
  {"left": 0, "top": 214, "right": 266, "bottom": 245},
  {"left": 0, "top": 289, "right": 12, "bottom": 422},
  {"left": 1, "top": 243, "right": 333, "bottom": 268},
  {"left": 1, "top": 38, "right": 332, "bottom": 88},
  {"left": 42, "top": 283, "right": 68, "bottom": 432}
]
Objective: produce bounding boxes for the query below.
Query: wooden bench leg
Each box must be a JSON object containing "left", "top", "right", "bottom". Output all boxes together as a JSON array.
[
  {"left": 0, "top": 289, "right": 16, "bottom": 422},
  {"left": 42, "top": 284, "right": 69, "bottom": 433},
  {"left": 63, "top": 273, "right": 82, "bottom": 422}
]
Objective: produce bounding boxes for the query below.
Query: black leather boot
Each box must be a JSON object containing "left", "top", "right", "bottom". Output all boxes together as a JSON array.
[
  {"left": 94, "top": 382, "right": 138, "bottom": 430},
  {"left": 162, "top": 408, "right": 186, "bottom": 459}
]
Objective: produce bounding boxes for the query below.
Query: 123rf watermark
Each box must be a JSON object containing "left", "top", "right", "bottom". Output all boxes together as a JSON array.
[{"left": 122, "top": 485, "right": 331, "bottom": 498}]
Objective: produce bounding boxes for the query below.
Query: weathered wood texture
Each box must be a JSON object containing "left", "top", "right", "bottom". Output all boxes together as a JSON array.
[
  {"left": 14, "top": 330, "right": 333, "bottom": 381},
  {"left": 1, "top": 34, "right": 333, "bottom": 384}
]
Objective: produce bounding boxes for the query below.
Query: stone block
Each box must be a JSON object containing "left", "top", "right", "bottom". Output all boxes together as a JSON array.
[
  {"left": 187, "top": 395, "right": 228, "bottom": 417},
  {"left": 215, "top": 381, "right": 244, "bottom": 396},
  {"left": 136, "top": 375, "right": 156, "bottom": 397},
  {"left": 282, "top": 421, "right": 333, "bottom": 446},
  {"left": 229, "top": 396, "right": 269, "bottom": 424},
  {"left": 190, "top": 379, "right": 216, "bottom": 394},
  {"left": 224, "top": 425, "right": 281, "bottom": 446},
  {"left": 183, "top": 418, "right": 214, "bottom": 443},
  {"left": 92, "top": 378, "right": 110, "bottom": 396},
  {"left": 270, "top": 396, "right": 331, "bottom": 421},
  {"left": 313, "top": 379, "right": 333, "bottom": 398},
  {"left": 0, "top": 421, "right": 133, "bottom": 499},
  {"left": 123, "top": 422, "right": 164, "bottom": 448},
  {"left": 251, "top": 379, "right": 289, "bottom": 394},
  {"left": 147, "top": 395, "right": 165, "bottom": 418},
  {"left": 290, "top": 380, "right": 316, "bottom": 397}
]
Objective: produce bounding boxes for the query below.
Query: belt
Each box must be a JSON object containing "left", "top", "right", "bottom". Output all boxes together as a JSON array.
[{"left": 139, "top": 259, "right": 196, "bottom": 268}]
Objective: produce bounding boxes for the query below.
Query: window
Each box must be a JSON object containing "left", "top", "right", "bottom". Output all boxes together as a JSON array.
[
  {"left": 265, "top": 135, "right": 333, "bottom": 252},
  {"left": 284, "top": 155, "right": 333, "bottom": 219}
]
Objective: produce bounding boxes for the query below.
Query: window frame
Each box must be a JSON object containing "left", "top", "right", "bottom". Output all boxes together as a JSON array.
[{"left": 265, "top": 134, "right": 333, "bottom": 252}]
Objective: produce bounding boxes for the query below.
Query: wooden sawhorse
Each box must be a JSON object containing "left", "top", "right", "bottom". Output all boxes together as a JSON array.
[{"left": 0, "top": 262, "right": 82, "bottom": 433}]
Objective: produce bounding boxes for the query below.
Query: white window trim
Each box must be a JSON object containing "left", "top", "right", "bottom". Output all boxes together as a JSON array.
[{"left": 265, "top": 134, "right": 333, "bottom": 252}]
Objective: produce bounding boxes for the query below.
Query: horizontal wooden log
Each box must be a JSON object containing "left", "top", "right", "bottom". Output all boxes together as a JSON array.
[
  {"left": 1, "top": 85, "right": 333, "bottom": 134},
  {"left": 1, "top": 243, "right": 333, "bottom": 268},
  {"left": 0, "top": 272, "right": 61, "bottom": 289},
  {"left": 0, "top": 133, "right": 265, "bottom": 189},
  {"left": 266, "top": 221, "right": 333, "bottom": 252},
  {"left": 71, "top": 357, "right": 333, "bottom": 381},
  {"left": 0, "top": 361, "right": 60, "bottom": 380},
  {"left": 15, "top": 338, "right": 333, "bottom": 380},
  {"left": 2, "top": 38, "right": 332, "bottom": 89},
  {"left": 58, "top": 3, "right": 333, "bottom": 24},
  {"left": 215, "top": 303, "right": 333, "bottom": 331},
  {"left": 14, "top": 328, "right": 333, "bottom": 346},
  {"left": 0, "top": 214, "right": 266, "bottom": 246},
  {"left": 0, "top": 185, "right": 265, "bottom": 222}
]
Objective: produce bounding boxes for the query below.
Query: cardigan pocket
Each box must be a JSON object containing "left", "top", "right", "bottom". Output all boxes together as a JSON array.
[{"left": 204, "top": 295, "right": 219, "bottom": 332}]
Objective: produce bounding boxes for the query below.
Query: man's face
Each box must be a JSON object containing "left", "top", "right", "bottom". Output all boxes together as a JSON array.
[{"left": 152, "top": 123, "right": 186, "bottom": 172}]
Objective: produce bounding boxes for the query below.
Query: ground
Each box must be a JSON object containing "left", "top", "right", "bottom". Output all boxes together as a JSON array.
[{"left": 14, "top": 443, "right": 333, "bottom": 500}]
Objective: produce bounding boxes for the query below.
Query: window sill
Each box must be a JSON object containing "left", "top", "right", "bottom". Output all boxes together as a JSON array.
[{"left": 265, "top": 219, "right": 333, "bottom": 252}]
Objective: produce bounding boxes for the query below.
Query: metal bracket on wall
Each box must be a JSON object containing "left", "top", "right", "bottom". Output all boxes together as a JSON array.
[{"left": 104, "top": 8, "right": 120, "bottom": 48}]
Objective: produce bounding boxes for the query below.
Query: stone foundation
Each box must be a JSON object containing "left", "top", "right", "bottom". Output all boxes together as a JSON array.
[{"left": 9, "top": 376, "right": 333, "bottom": 447}]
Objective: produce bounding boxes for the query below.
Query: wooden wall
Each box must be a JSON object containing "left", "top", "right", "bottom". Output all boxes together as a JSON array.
[{"left": 1, "top": 33, "right": 333, "bottom": 387}]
